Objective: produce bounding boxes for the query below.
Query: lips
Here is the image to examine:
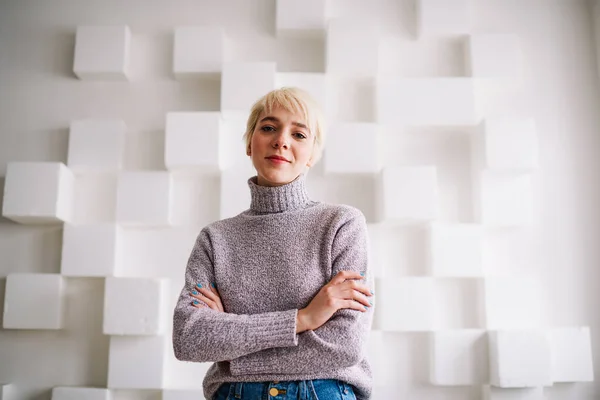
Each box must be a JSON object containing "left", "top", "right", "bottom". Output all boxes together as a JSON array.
[{"left": 266, "top": 156, "right": 289, "bottom": 162}]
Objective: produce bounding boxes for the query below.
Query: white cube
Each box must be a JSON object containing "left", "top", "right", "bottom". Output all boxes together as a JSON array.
[
  {"left": 377, "top": 166, "right": 439, "bottom": 223},
  {"left": 2, "top": 162, "right": 75, "bottom": 224},
  {"left": 489, "top": 330, "right": 553, "bottom": 388},
  {"left": 326, "top": 19, "right": 379, "bottom": 77},
  {"left": 427, "top": 222, "right": 484, "bottom": 277},
  {"left": 220, "top": 62, "right": 276, "bottom": 119},
  {"left": 107, "top": 336, "right": 165, "bottom": 389},
  {"left": 52, "top": 387, "right": 111, "bottom": 400},
  {"left": 0, "top": 384, "right": 15, "bottom": 400},
  {"left": 430, "top": 330, "right": 488, "bottom": 385},
  {"left": 466, "top": 34, "right": 523, "bottom": 79},
  {"left": 276, "top": 0, "right": 327, "bottom": 37},
  {"left": 104, "top": 277, "right": 168, "bottom": 335},
  {"left": 162, "top": 390, "right": 204, "bottom": 400},
  {"left": 375, "top": 277, "right": 435, "bottom": 331},
  {"left": 548, "top": 326, "right": 594, "bottom": 383},
  {"left": 474, "top": 171, "right": 533, "bottom": 227},
  {"left": 220, "top": 164, "right": 255, "bottom": 220},
  {"left": 482, "top": 386, "right": 543, "bottom": 400},
  {"left": 165, "top": 112, "right": 231, "bottom": 173},
  {"left": 324, "top": 123, "right": 381, "bottom": 174},
  {"left": 472, "top": 118, "right": 538, "bottom": 172},
  {"left": 275, "top": 73, "right": 327, "bottom": 112},
  {"left": 116, "top": 171, "right": 173, "bottom": 227},
  {"left": 483, "top": 276, "right": 542, "bottom": 330},
  {"left": 3, "top": 273, "right": 64, "bottom": 330},
  {"left": 416, "top": 0, "right": 471, "bottom": 38},
  {"left": 376, "top": 78, "right": 479, "bottom": 126},
  {"left": 73, "top": 25, "right": 131, "bottom": 80},
  {"left": 67, "top": 119, "right": 126, "bottom": 172},
  {"left": 173, "top": 26, "right": 226, "bottom": 79},
  {"left": 61, "top": 224, "right": 121, "bottom": 277}
]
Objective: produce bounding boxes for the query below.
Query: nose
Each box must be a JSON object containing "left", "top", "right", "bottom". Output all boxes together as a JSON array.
[{"left": 272, "top": 130, "right": 289, "bottom": 149}]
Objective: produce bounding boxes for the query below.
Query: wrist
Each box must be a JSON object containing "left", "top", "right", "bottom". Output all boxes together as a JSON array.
[{"left": 296, "top": 308, "right": 310, "bottom": 333}]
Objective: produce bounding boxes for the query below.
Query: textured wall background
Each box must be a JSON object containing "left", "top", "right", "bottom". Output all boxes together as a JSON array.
[{"left": 0, "top": 0, "right": 599, "bottom": 399}]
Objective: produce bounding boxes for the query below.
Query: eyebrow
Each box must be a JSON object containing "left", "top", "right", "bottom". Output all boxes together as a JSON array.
[{"left": 259, "top": 116, "right": 309, "bottom": 131}]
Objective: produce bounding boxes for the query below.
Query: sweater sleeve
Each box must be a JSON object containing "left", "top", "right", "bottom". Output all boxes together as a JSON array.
[
  {"left": 229, "top": 209, "right": 374, "bottom": 375},
  {"left": 172, "top": 228, "right": 300, "bottom": 363}
]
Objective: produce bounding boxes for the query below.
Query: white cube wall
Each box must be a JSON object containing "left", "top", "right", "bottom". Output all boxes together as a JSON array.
[
  {"left": 489, "top": 330, "right": 553, "bottom": 388},
  {"left": 219, "top": 165, "right": 254, "bottom": 220},
  {"left": 324, "top": 123, "right": 381, "bottom": 174},
  {"left": 376, "top": 78, "right": 479, "bottom": 126},
  {"left": 375, "top": 277, "right": 435, "bottom": 331},
  {"left": 116, "top": 171, "right": 173, "bottom": 227},
  {"left": 61, "top": 224, "right": 121, "bottom": 277},
  {"left": 103, "top": 277, "right": 168, "bottom": 335},
  {"left": 467, "top": 34, "right": 523, "bottom": 79},
  {"left": 3, "top": 273, "right": 64, "bottom": 330},
  {"left": 220, "top": 62, "right": 276, "bottom": 119},
  {"left": 430, "top": 330, "right": 488, "bottom": 386},
  {"left": 482, "top": 386, "right": 544, "bottom": 400},
  {"left": 107, "top": 336, "right": 165, "bottom": 389},
  {"left": 173, "top": 26, "right": 226, "bottom": 79},
  {"left": 276, "top": 0, "right": 327, "bottom": 37},
  {"left": 67, "top": 119, "right": 126, "bottom": 172},
  {"left": 51, "top": 387, "right": 111, "bottom": 400},
  {"left": 377, "top": 166, "right": 439, "bottom": 223},
  {"left": 417, "top": 0, "right": 471, "bottom": 38},
  {"left": 275, "top": 73, "right": 327, "bottom": 111},
  {"left": 472, "top": 118, "right": 539, "bottom": 172},
  {"left": 2, "top": 162, "right": 75, "bottom": 224},
  {"left": 548, "top": 326, "right": 594, "bottom": 383},
  {"left": 165, "top": 112, "right": 229, "bottom": 173},
  {"left": 73, "top": 25, "right": 131, "bottom": 80},
  {"left": 483, "top": 276, "right": 542, "bottom": 330},
  {"left": 474, "top": 171, "right": 533, "bottom": 227},
  {"left": 326, "top": 19, "right": 379, "bottom": 77},
  {"left": 162, "top": 390, "right": 204, "bottom": 400},
  {"left": 0, "top": 385, "right": 15, "bottom": 400},
  {"left": 427, "top": 222, "right": 484, "bottom": 277}
]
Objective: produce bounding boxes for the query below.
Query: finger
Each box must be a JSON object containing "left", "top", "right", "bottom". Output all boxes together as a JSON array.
[
  {"left": 330, "top": 270, "right": 364, "bottom": 285},
  {"left": 191, "top": 290, "right": 218, "bottom": 310},
  {"left": 200, "top": 287, "right": 224, "bottom": 312},
  {"left": 192, "top": 299, "right": 206, "bottom": 308},
  {"left": 349, "top": 288, "right": 372, "bottom": 309},
  {"left": 344, "top": 299, "right": 368, "bottom": 312},
  {"left": 209, "top": 283, "right": 225, "bottom": 312},
  {"left": 342, "top": 279, "right": 374, "bottom": 297}
]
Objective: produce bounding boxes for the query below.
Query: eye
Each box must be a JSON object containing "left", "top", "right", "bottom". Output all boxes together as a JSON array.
[
  {"left": 261, "top": 125, "right": 276, "bottom": 132},
  {"left": 294, "top": 132, "right": 307, "bottom": 139}
]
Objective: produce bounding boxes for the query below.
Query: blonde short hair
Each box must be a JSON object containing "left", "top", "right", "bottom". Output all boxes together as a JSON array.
[{"left": 243, "top": 87, "right": 326, "bottom": 166}]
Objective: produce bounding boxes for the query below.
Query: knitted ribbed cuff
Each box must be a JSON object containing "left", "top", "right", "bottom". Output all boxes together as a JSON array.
[{"left": 246, "top": 308, "right": 299, "bottom": 349}]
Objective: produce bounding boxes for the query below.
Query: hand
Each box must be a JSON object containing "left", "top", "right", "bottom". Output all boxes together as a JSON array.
[
  {"left": 297, "top": 270, "right": 373, "bottom": 333},
  {"left": 190, "top": 282, "right": 224, "bottom": 312}
]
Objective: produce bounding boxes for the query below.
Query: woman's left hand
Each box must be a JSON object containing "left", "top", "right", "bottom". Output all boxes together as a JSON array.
[{"left": 190, "top": 283, "right": 224, "bottom": 312}]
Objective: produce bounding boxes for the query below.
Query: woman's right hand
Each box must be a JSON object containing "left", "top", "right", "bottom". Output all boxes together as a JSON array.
[{"left": 297, "top": 270, "right": 373, "bottom": 333}]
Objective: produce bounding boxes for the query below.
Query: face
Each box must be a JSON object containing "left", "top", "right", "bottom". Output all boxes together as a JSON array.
[{"left": 246, "top": 105, "right": 315, "bottom": 187}]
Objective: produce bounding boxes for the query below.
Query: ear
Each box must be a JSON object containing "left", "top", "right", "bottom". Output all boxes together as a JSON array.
[{"left": 246, "top": 145, "right": 251, "bottom": 156}]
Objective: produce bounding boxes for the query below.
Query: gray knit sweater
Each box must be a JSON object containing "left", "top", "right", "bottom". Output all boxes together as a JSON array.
[{"left": 172, "top": 172, "right": 374, "bottom": 400}]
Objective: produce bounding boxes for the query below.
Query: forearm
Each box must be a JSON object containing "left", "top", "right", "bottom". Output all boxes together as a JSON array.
[
  {"left": 230, "top": 307, "right": 373, "bottom": 375},
  {"left": 173, "top": 303, "right": 300, "bottom": 363}
]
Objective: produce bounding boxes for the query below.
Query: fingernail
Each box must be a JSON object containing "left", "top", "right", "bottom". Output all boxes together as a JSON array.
[
  {"left": 369, "top": 300, "right": 373, "bottom": 305},
  {"left": 360, "top": 272, "right": 365, "bottom": 276},
  {"left": 192, "top": 290, "right": 198, "bottom": 295},
  {"left": 371, "top": 290, "right": 375, "bottom": 295},
  {"left": 211, "top": 283, "right": 216, "bottom": 289},
  {"left": 193, "top": 300, "right": 199, "bottom": 305},
  {"left": 196, "top": 283, "right": 202, "bottom": 289}
]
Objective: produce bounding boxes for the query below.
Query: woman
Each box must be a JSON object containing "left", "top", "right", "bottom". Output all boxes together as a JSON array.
[{"left": 172, "top": 87, "right": 375, "bottom": 400}]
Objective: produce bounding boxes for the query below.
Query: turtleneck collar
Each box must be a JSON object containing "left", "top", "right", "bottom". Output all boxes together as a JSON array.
[{"left": 247, "top": 172, "right": 311, "bottom": 213}]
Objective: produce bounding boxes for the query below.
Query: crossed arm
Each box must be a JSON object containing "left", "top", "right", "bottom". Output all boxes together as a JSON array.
[{"left": 172, "top": 209, "right": 374, "bottom": 373}]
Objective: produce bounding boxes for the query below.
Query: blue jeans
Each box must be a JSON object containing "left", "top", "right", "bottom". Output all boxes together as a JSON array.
[{"left": 213, "top": 379, "right": 357, "bottom": 400}]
